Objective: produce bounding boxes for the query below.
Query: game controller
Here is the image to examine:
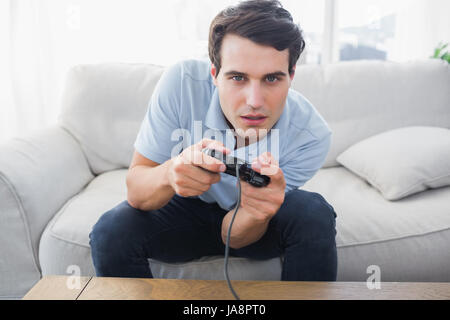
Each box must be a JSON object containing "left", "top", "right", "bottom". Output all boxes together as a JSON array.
[{"left": 202, "top": 148, "right": 270, "bottom": 187}]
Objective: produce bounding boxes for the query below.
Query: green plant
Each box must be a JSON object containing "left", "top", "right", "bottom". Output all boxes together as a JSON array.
[{"left": 431, "top": 42, "right": 450, "bottom": 63}]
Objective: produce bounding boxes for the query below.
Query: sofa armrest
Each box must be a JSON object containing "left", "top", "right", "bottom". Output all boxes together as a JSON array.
[{"left": 0, "top": 125, "right": 94, "bottom": 298}]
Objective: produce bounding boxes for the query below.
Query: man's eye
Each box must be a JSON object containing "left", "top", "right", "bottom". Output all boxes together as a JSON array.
[
  {"left": 266, "top": 75, "right": 279, "bottom": 83},
  {"left": 232, "top": 75, "right": 244, "bottom": 81}
]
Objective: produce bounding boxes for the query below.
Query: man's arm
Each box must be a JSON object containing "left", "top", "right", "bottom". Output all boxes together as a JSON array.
[
  {"left": 220, "top": 152, "right": 286, "bottom": 249},
  {"left": 126, "top": 150, "right": 175, "bottom": 211},
  {"left": 221, "top": 205, "right": 271, "bottom": 249},
  {"left": 126, "top": 139, "right": 231, "bottom": 211}
]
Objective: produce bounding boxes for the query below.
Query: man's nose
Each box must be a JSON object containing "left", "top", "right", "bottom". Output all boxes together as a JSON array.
[{"left": 246, "top": 82, "right": 264, "bottom": 109}]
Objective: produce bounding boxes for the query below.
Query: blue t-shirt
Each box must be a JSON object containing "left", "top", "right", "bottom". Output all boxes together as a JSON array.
[{"left": 134, "top": 59, "right": 331, "bottom": 211}]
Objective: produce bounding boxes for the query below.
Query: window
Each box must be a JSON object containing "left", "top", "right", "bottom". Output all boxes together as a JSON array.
[
  {"left": 336, "top": 0, "right": 450, "bottom": 62},
  {"left": 337, "top": 0, "right": 395, "bottom": 61},
  {"left": 281, "top": 0, "right": 325, "bottom": 64}
]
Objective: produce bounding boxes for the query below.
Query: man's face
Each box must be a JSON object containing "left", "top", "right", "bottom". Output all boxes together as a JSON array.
[{"left": 211, "top": 33, "right": 295, "bottom": 143}]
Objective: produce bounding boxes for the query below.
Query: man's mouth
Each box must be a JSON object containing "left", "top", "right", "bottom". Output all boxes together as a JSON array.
[
  {"left": 241, "top": 113, "right": 267, "bottom": 119},
  {"left": 242, "top": 116, "right": 265, "bottom": 119},
  {"left": 240, "top": 114, "right": 267, "bottom": 125}
]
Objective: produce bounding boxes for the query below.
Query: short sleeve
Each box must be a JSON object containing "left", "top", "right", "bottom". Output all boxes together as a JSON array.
[
  {"left": 134, "top": 62, "right": 183, "bottom": 164},
  {"left": 281, "top": 129, "right": 331, "bottom": 192}
]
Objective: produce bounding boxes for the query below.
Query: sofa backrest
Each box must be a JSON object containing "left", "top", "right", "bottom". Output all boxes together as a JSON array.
[
  {"left": 58, "top": 59, "right": 450, "bottom": 174},
  {"left": 291, "top": 59, "right": 450, "bottom": 167},
  {"left": 58, "top": 63, "right": 165, "bottom": 174}
]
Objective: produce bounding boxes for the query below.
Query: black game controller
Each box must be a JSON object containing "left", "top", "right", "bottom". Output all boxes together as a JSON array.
[{"left": 202, "top": 148, "right": 270, "bottom": 187}]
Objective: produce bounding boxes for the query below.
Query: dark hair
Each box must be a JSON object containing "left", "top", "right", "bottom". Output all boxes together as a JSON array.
[{"left": 208, "top": 0, "right": 305, "bottom": 77}]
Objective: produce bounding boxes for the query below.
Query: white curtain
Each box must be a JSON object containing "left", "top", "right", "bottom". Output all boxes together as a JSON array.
[
  {"left": 1, "top": 0, "right": 57, "bottom": 143},
  {"left": 0, "top": 0, "right": 241, "bottom": 143},
  {"left": 0, "top": 0, "right": 17, "bottom": 143},
  {"left": 1, "top": 0, "right": 447, "bottom": 144},
  {"left": 0, "top": 0, "right": 324, "bottom": 144}
]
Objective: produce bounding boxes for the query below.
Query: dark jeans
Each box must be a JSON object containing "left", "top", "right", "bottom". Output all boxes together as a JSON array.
[{"left": 89, "top": 189, "right": 338, "bottom": 281}]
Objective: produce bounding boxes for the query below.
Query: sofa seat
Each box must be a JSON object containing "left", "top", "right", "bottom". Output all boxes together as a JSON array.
[
  {"left": 38, "top": 169, "right": 283, "bottom": 280},
  {"left": 39, "top": 166, "right": 450, "bottom": 282},
  {"left": 302, "top": 166, "right": 450, "bottom": 281}
]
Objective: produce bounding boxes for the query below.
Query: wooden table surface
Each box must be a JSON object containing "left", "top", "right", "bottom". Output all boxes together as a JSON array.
[{"left": 22, "top": 276, "right": 450, "bottom": 300}]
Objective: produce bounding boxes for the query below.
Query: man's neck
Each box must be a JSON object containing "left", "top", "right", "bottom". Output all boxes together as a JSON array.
[
  {"left": 225, "top": 118, "right": 246, "bottom": 149},
  {"left": 224, "top": 116, "right": 273, "bottom": 149},
  {"left": 234, "top": 136, "right": 251, "bottom": 150}
]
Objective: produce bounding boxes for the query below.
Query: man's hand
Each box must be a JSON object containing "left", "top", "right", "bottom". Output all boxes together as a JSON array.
[
  {"left": 220, "top": 152, "right": 286, "bottom": 249},
  {"left": 240, "top": 152, "right": 286, "bottom": 222},
  {"left": 168, "top": 138, "right": 231, "bottom": 197}
]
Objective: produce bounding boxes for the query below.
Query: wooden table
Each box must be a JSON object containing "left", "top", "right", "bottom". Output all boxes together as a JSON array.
[{"left": 22, "top": 276, "right": 450, "bottom": 300}]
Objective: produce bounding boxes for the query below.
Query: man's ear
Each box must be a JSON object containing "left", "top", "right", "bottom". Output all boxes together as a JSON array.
[
  {"left": 211, "top": 64, "right": 218, "bottom": 86},
  {"left": 289, "top": 65, "right": 296, "bottom": 81}
]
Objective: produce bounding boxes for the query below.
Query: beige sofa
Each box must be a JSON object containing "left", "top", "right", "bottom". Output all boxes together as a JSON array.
[{"left": 1, "top": 59, "right": 449, "bottom": 299}]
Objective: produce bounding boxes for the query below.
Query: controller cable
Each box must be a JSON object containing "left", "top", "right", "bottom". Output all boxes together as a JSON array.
[{"left": 223, "top": 164, "right": 241, "bottom": 300}]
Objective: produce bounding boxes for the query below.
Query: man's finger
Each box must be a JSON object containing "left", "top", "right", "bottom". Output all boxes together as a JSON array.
[
  {"left": 260, "top": 152, "right": 279, "bottom": 166},
  {"left": 192, "top": 150, "right": 226, "bottom": 173},
  {"left": 198, "top": 138, "right": 231, "bottom": 155},
  {"left": 251, "top": 161, "right": 280, "bottom": 177},
  {"left": 181, "top": 165, "right": 221, "bottom": 185},
  {"left": 260, "top": 152, "right": 271, "bottom": 164},
  {"left": 187, "top": 139, "right": 229, "bottom": 166}
]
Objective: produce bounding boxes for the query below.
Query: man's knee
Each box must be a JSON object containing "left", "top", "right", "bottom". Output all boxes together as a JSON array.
[
  {"left": 89, "top": 200, "right": 145, "bottom": 254},
  {"left": 89, "top": 201, "right": 156, "bottom": 277},
  {"left": 276, "top": 189, "right": 337, "bottom": 240}
]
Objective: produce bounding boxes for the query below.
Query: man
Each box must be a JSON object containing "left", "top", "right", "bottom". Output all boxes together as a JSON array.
[{"left": 89, "top": 0, "right": 337, "bottom": 281}]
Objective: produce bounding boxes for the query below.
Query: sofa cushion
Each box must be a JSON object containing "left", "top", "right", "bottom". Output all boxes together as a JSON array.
[
  {"left": 302, "top": 166, "right": 450, "bottom": 281},
  {"left": 336, "top": 126, "right": 450, "bottom": 200},
  {"left": 38, "top": 169, "right": 282, "bottom": 280},
  {"left": 58, "top": 63, "right": 165, "bottom": 175}
]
